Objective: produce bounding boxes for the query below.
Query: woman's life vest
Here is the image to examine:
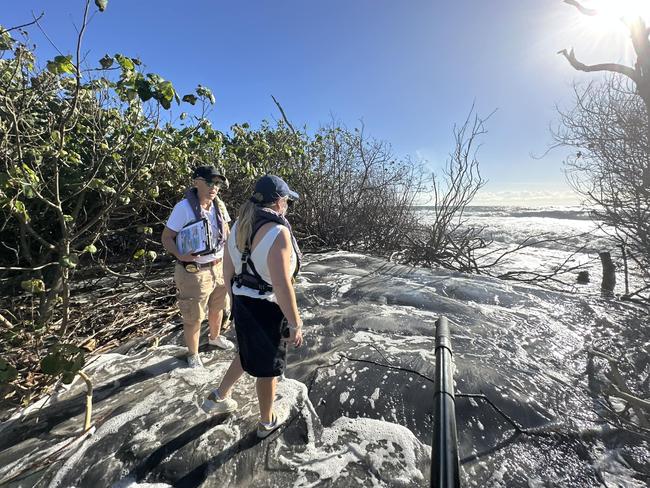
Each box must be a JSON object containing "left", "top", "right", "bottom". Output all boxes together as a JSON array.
[{"left": 232, "top": 207, "right": 301, "bottom": 294}]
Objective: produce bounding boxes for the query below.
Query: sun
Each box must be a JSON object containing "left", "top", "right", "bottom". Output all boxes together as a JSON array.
[{"left": 596, "top": 0, "right": 650, "bottom": 25}]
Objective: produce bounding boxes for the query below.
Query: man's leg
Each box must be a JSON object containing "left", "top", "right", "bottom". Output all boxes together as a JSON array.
[
  {"left": 207, "top": 263, "right": 233, "bottom": 349},
  {"left": 175, "top": 264, "right": 208, "bottom": 358},
  {"left": 208, "top": 307, "right": 224, "bottom": 341},
  {"left": 183, "top": 320, "right": 201, "bottom": 355},
  {"left": 256, "top": 376, "right": 277, "bottom": 424}
]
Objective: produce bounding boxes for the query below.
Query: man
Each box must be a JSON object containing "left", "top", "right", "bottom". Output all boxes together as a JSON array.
[{"left": 162, "top": 165, "right": 235, "bottom": 368}]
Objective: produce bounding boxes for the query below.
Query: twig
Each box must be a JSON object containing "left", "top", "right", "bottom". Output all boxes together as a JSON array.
[
  {"left": 0, "top": 12, "right": 45, "bottom": 35},
  {"left": 271, "top": 95, "right": 297, "bottom": 135}
]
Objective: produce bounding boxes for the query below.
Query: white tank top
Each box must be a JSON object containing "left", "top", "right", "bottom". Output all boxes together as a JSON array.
[{"left": 228, "top": 221, "right": 297, "bottom": 302}]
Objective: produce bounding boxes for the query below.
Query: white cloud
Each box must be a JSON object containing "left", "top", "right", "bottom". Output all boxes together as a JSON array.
[{"left": 471, "top": 188, "right": 582, "bottom": 207}]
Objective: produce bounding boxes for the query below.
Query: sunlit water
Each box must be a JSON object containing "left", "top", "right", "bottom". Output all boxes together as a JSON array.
[
  {"left": 0, "top": 250, "right": 647, "bottom": 487},
  {"left": 416, "top": 205, "right": 648, "bottom": 295}
]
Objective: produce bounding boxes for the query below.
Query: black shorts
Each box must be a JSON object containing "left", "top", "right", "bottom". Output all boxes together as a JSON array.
[{"left": 232, "top": 294, "right": 288, "bottom": 377}]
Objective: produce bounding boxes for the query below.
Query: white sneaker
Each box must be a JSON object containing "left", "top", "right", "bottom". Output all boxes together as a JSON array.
[
  {"left": 187, "top": 353, "right": 204, "bottom": 368},
  {"left": 201, "top": 389, "right": 238, "bottom": 414},
  {"left": 209, "top": 335, "right": 235, "bottom": 350},
  {"left": 257, "top": 412, "right": 282, "bottom": 439}
]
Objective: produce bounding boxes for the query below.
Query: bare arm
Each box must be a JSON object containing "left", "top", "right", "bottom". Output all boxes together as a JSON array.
[
  {"left": 223, "top": 242, "right": 234, "bottom": 305},
  {"left": 161, "top": 226, "right": 196, "bottom": 262},
  {"left": 267, "top": 227, "right": 303, "bottom": 346}
]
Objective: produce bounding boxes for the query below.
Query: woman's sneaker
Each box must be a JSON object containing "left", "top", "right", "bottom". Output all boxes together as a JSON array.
[
  {"left": 208, "top": 335, "right": 235, "bottom": 350},
  {"left": 201, "top": 389, "right": 237, "bottom": 414},
  {"left": 257, "top": 413, "right": 280, "bottom": 439},
  {"left": 187, "top": 353, "right": 204, "bottom": 369}
]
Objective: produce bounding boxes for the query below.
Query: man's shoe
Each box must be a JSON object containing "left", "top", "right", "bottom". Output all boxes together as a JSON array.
[
  {"left": 208, "top": 335, "right": 235, "bottom": 350},
  {"left": 257, "top": 412, "right": 281, "bottom": 439},
  {"left": 187, "top": 353, "right": 204, "bottom": 369},
  {"left": 201, "top": 389, "right": 238, "bottom": 414}
]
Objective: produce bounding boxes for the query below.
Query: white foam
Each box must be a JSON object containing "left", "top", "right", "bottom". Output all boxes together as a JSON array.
[
  {"left": 112, "top": 478, "right": 172, "bottom": 488},
  {"left": 285, "top": 416, "right": 429, "bottom": 488},
  {"left": 49, "top": 392, "right": 162, "bottom": 488}
]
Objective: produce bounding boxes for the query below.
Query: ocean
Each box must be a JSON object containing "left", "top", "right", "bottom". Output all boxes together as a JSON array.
[{"left": 416, "top": 205, "right": 645, "bottom": 296}]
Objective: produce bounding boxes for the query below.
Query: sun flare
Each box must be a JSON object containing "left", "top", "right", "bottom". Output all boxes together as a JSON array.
[{"left": 594, "top": 0, "right": 650, "bottom": 26}]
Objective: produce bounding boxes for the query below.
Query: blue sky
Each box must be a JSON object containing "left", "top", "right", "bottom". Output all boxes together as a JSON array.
[{"left": 2, "top": 1, "right": 641, "bottom": 205}]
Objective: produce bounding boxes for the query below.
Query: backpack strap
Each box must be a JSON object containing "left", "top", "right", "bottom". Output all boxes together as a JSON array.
[{"left": 233, "top": 240, "right": 273, "bottom": 295}]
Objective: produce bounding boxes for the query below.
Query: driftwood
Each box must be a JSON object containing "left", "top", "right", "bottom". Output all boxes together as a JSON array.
[
  {"left": 0, "top": 268, "right": 179, "bottom": 416},
  {"left": 587, "top": 348, "right": 649, "bottom": 430}
]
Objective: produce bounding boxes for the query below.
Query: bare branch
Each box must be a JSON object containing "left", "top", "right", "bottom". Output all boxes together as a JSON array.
[
  {"left": 0, "top": 262, "right": 59, "bottom": 271},
  {"left": 271, "top": 95, "right": 297, "bottom": 135},
  {"left": 558, "top": 48, "right": 637, "bottom": 81},
  {"left": 0, "top": 12, "right": 45, "bottom": 35},
  {"left": 563, "top": 0, "right": 598, "bottom": 17}
]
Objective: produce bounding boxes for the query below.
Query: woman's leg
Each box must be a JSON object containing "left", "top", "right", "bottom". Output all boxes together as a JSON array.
[
  {"left": 256, "top": 376, "right": 277, "bottom": 423},
  {"left": 218, "top": 354, "right": 244, "bottom": 397}
]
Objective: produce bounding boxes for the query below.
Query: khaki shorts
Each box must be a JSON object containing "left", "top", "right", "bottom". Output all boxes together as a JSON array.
[{"left": 174, "top": 261, "right": 229, "bottom": 324}]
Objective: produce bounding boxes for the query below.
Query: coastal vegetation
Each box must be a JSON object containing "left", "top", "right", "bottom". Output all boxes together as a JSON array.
[
  {"left": 557, "top": 0, "right": 650, "bottom": 302},
  {"left": 0, "top": 1, "right": 426, "bottom": 414}
]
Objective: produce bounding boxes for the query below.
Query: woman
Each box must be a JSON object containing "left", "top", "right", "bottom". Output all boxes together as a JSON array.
[{"left": 202, "top": 174, "right": 303, "bottom": 439}]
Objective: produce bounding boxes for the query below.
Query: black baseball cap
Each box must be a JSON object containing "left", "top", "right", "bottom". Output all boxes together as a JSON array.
[
  {"left": 192, "top": 165, "right": 229, "bottom": 188},
  {"left": 250, "top": 174, "right": 299, "bottom": 204}
]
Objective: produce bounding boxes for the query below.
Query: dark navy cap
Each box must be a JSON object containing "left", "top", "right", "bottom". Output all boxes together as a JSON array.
[
  {"left": 192, "top": 165, "right": 229, "bottom": 188},
  {"left": 250, "top": 174, "right": 299, "bottom": 204}
]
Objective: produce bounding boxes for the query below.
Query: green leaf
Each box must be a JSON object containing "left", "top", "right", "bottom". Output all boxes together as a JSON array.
[
  {"left": 46, "top": 55, "right": 75, "bottom": 75},
  {"left": 40, "top": 354, "right": 64, "bottom": 375},
  {"left": 21, "top": 279, "right": 46, "bottom": 293},
  {"left": 196, "top": 85, "right": 215, "bottom": 105},
  {"left": 20, "top": 163, "right": 39, "bottom": 185},
  {"left": 83, "top": 244, "right": 98, "bottom": 254},
  {"left": 0, "top": 358, "right": 18, "bottom": 383},
  {"left": 61, "top": 371, "right": 76, "bottom": 384},
  {"left": 21, "top": 183, "right": 35, "bottom": 199},
  {"left": 135, "top": 76, "right": 154, "bottom": 102},
  {"left": 180, "top": 112, "right": 188, "bottom": 120},
  {"left": 182, "top": 94, "right": 197, "bottom": 105},
  {"left": 63, "top": 214, "right": 74, "bottom": 223},
  {"left": 148, "top": 186, "right": 159, "bottom": 198},
  {"left": 115, "top": 54, "right": 135, "bottom": 72},
  {"left": 10, "top": 200, "right": 30, "bottom": 223},
  {"left": 95, "top": 0, "right": 108, "bottom": 12},
  {"left": 146, "top": 251, "right": 157, "bottom": 261},
  {"left": 60, "top": 254, "right": 79, "bottom": 269},
  {"left": 41, "top": 344, "right": 85, "bottom": 378},
  {"left": 0, "top": 28, "right": 15, "bottom": 51},
  {"left": 133, "top": 249, "right": 145, "bottom": 259},
  {"left": 65, "top": 151, "right": 82, "bottom": 165},
  {"left": 137, "top": 226, "right": 153, "bottom": 235},
  {"left": 99, "top": 54, "right": 114, "bottom": 69},
  {"left": 156, "top": 81, "right": 176, "bottom": 109}
]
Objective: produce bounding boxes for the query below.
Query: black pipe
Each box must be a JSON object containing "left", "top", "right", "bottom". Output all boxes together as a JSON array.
[{"left": 431, "top": 316, "right": 460, "bottom": 488}]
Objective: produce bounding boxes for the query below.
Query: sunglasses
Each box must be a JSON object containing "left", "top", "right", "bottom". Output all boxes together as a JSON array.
[{"left": 198, "top": 178, "right": 221, "bottom": 189}]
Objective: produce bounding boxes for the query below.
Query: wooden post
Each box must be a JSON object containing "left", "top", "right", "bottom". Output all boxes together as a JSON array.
[{"left": 599, "top": 251, "right": 616, "bottom": 295}]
